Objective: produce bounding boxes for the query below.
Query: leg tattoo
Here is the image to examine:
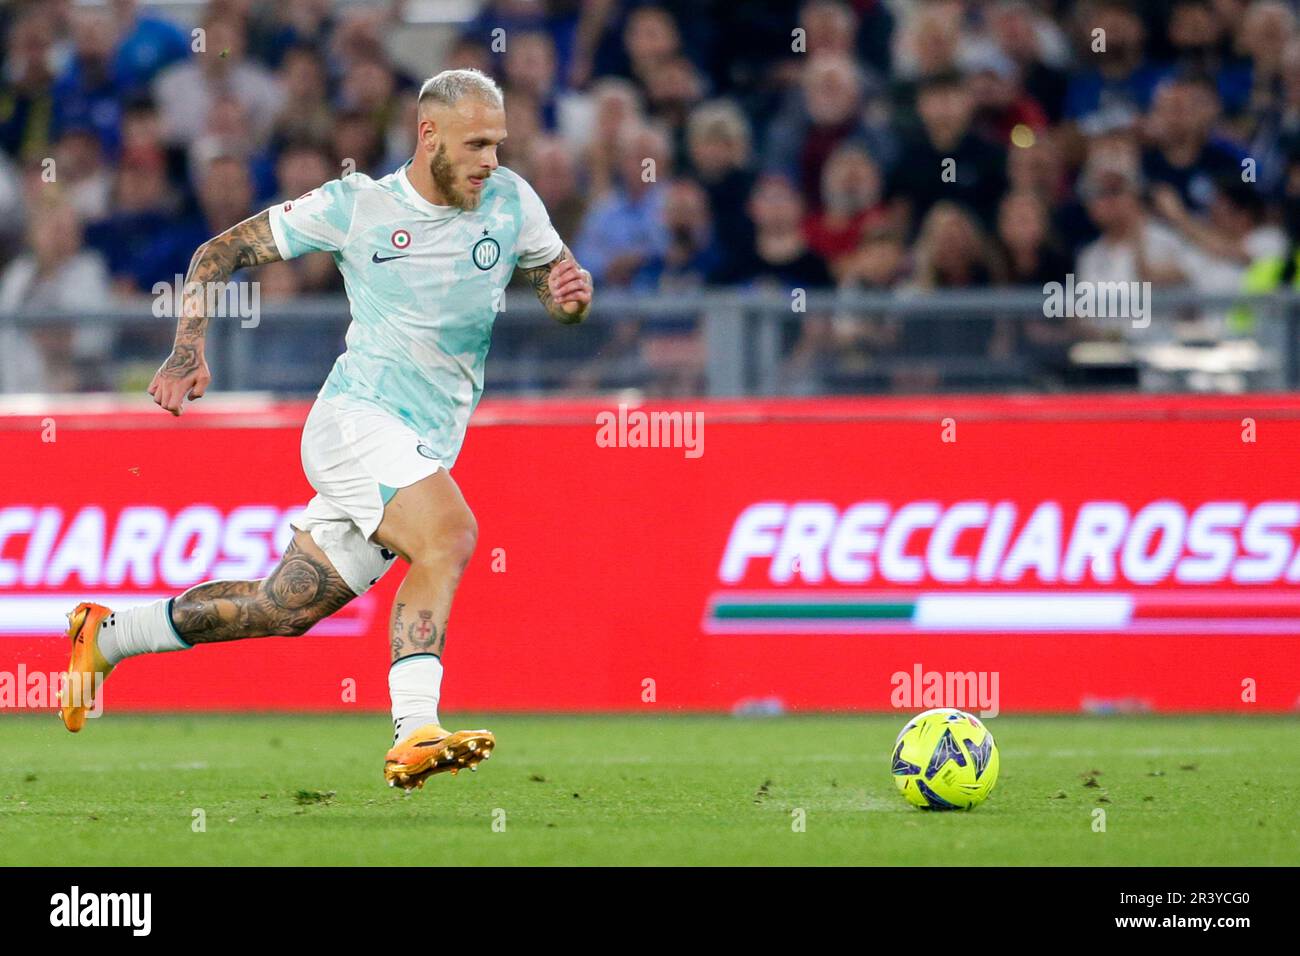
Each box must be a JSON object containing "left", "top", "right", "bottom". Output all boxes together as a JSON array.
[
  {"left": 390, "top": 603, "right": 447, "bottom": 659},
  {"left": 171, "top": 536, "right": 355, "bottom": 644}
]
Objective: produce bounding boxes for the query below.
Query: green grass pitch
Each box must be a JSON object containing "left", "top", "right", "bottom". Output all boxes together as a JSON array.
[{"left": 0, "top": 714, "right": 1296, "bottom": 866}]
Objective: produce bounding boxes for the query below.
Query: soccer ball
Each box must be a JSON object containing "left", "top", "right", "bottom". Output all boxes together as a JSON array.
[{"left": 891, "top": 708, "right": 999, "bottom": 810}]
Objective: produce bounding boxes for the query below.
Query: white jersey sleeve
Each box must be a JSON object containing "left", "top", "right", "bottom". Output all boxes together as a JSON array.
[
  {"left": 268, "top": 177, "right": 361, "bottom": 259},
  {"left": 513, "top": 174, "right": 564, "bottom": 269}
]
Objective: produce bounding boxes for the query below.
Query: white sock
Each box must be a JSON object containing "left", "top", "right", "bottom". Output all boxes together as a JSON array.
[
  {"left": 97, "top": 598, "right": 192, "bottom": 666},
  {"left": 390, "top": 654, "right": 443, "bottom": 743}
]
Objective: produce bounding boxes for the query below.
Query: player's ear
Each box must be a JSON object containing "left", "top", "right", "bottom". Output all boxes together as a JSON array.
[{"left": 418, "top": 116, "right": 438, "bottom": 151}]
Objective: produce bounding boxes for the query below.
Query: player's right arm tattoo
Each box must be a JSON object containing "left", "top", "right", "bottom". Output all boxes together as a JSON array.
[
  {"left": 519, "top": 245, "right": 590, "bottom": 325},
  {"left": 162, "top": 211, "right": 282, "bottom": 375},
  {"left": 170, "top": 535, "right": 354, "bottom": 644}
]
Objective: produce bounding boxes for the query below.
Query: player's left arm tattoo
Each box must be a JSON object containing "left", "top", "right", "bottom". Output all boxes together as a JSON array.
[{"left": 519, "top": 245, "right": 592, "bottom": 325}]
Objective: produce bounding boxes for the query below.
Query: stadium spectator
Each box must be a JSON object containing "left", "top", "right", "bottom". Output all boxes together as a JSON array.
[
  {"left": 802, "top": 0, "right": 863, "bottom": 60},
  {"left": 340, "top": 55, "right": 400, "bottom": 132},
  {"left": 999, "top": 189, "right": 1073, "bottom": 287},
  {"left": 642, "top": 177, "right": 716, "bottom": 395},
  {"left": 1055, "top": 119, "right": 1140, "bottom": 253},
  {"left": 803, "top": 144, "right": 890, "bottom": 278},
  {"left": 963, "top": 45, "right": 1050, "bottom": 144},
  {"left": 84, "top": 143, "right": 182, "bottom": 294},
  {"left": 684, "top": 99, "right": 756, "bottom": 283},
  {"left": 1007, "top": 129, "right": 1069, "bottom": 206},
  {"left": 893, "top": 200, "right": 1012, "bottom": 389},
  {"left": 0, "top": 196, "right": 113, "bottom": 393},
  {"left": 118, "top": 96, "right": 192, "bottom": 212},
  {"left": 443, "top": 34, "right": 496, "bottom": 78},
  {"left": 1235, "top": 151, "right": 1300, "bottom": 333},
  {"left": 328, "top": 7, "right": 403, "bottom": 84},
  {"left": 1244, "top": 34, "right": 1300, "bottom": 195},
  {"left": 151, "top": 15, "right": 285, "bottom": 148},
  {"left": 243, "top": 0, "right": 336, "bottom": 71},
  {"left": 839, "top": 226, "right": 911, "bottom": 292},
  {"left": 1154, "top": 174, "right": 1287, "bottom": 307},
  {"left": 1237, "top": 1, "right": 1297, "bottom": 138},
  {"left": 765, "top": 52, "right": 893, "bottom": 211},
  {"left": 892, "top": 1, "right": 966, "bottom": 82},
  {"left": 188, "top": 97, "right": 257, "bottom": 187},
  {"left": 908, "top": 201, "right": 1008, "bottom": 294},
  {"left": 143, "top": 153, "right": 258, "bottom": 289},
  {"left": 330, "top": 108, "right": 387, "bottom": 180},
  {"left": 496, "top": 92, "right": 545, "bottom": 178},
  {"left": 110, "top": 0, "right": 191, "bottom": 97},
  {"left": 0, "top": 9, "right": 60, "bottom": 164},
  {"left": 1076, "top": 160, "right": 1185, "bottom": 289},
  {"left": 1062, "top": 1, "right": 1169, "bottom": 130},
  {"left": 1142, "top": 73, "right": 1247, "bottom": 215},
  {"left": 659, "top": 176, "right": 719, "bottom": 290},
  {"left": 788, "top": 226, "right": 911, "bottom": 393},
  {"left": 642, "top": 54, "right": 706, "bottom": 168},
  {"left": 998, "top": 189, "right": 1094, "bottom": 379},
  {"left": 1167, "top": 0, "right": 1252, "bottom": 116},
  {"left": 889, "top": 70, "right": 1009, "bottom": 232},
  {"left": 989, "top": 0, "right": 1072, "bottom": 124},
  {"left": 615, "top": 5, "right": 685, "bottom": 96},
  {"left": 526, "top": 135, "right": 588, "bottom": 242},
  {"left": 463, "top": 0, "right": 578, "bottom": 89},
  {"left": 1238, "top": 1, "right": 1298, "bottom": 108},
  {"left": 503, "top": 30, "right": 562, "bottom": 131},
  {"left": 574, "top": 78, "right": 644, "bottom": 200},
  {"left": 268, "top": 45, "right": 334, "bottom": 159},
  {"left": 573, "top": 122, "right": 671, "bottom": 290},
  {"left": 52, "top": 6, "right": 125, "bottom": 157},
  {"left": 720, "top": 173, "right": 832, "bottom": 289}
]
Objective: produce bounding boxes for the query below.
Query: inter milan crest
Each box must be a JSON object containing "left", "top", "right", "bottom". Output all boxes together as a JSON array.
[{"left": 472, "top": 235, "right": 500, "bottom": 270}]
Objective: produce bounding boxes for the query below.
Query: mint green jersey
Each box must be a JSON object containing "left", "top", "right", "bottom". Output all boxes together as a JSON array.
[{"left": 267, "top": 161, "right": 563, "bottom": 467}]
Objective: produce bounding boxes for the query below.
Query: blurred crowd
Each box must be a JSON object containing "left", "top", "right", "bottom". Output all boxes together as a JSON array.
[{"left": 3, "top": 0, "right": 1300, "bottom": 395}]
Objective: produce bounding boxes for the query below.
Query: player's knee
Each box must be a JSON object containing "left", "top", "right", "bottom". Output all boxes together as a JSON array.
[{"left": 411, "top": 512, "right": 477, "bottom": 573}]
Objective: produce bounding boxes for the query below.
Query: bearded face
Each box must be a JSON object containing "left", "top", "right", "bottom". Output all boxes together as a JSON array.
[{"left": 430, "top": 141, "right": 482, "bottom": 211}]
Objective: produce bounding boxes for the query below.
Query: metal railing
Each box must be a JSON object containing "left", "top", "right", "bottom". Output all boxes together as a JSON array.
[{"left": 2, "top": 287, "right": 1298, "bottom": 397}]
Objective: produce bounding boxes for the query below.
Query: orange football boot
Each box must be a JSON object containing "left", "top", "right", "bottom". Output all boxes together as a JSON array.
[
  {"left": 384, "top": 724, "right": 495, "bottom": 790},
  {"left": 59, "top": 602, "right": 114, "bottom": 732}
]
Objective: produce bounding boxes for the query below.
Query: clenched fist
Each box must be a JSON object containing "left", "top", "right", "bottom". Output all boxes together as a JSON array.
[{"left": 148, "top": 345, "right": 211, "bottom": 416}]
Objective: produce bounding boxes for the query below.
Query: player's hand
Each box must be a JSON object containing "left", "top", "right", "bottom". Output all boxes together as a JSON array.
[
  {"left": 548, "top": 258, "right": 593, "bottom": 316},
  {"left": 148, "top": 345, "right": 211, "bottom": 416}
]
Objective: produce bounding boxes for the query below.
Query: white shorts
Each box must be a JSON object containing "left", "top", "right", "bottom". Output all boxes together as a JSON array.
[{"left": 290, "top": 395, "right": 444, "bottom": 595}]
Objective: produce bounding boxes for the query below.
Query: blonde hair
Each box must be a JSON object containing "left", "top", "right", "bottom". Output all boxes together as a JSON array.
[{"left": 418, "top": 68, "right": 503, "bottom": 112}]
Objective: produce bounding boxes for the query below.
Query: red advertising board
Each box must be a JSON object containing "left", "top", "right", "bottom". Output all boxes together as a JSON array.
[{"left": 1, "top": 393, "right": 1298, "bottom": 713}]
